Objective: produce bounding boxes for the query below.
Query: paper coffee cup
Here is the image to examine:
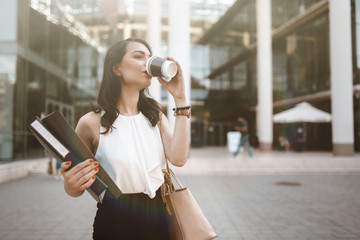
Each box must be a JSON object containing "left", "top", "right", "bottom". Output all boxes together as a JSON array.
[{"left": 146, "top": 56, "right": 177, "bottom": 81}]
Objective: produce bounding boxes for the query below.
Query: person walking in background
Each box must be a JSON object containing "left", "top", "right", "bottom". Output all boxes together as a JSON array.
[
  {"left": 47, "top": 153, "right": 61, "bottom": 180},
  {"left": 233, "top": 117, "right": 253, "bottom": 158},
  {"left": 60, "top": 38, "right": 189, "bottom": 239},
  {"left": 278, "top": 135, "right": 291, "bottom": 151},
  {"left": 53, "top": 156, "right": 62, "bottom": 180}
]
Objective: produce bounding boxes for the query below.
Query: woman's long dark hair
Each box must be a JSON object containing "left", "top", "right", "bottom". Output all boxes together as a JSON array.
[{"left": 94, "top": 38, "right": 162, "bottom": 134}]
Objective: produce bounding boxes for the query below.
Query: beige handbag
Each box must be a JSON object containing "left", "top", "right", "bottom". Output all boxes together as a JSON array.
[{"left": 161, "top": 164, "right": 217, "bottom": 240}]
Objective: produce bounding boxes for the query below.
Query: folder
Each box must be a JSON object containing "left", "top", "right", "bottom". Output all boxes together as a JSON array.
[{"left": 29, "top": 111, "right": 122, "bottom": 202}]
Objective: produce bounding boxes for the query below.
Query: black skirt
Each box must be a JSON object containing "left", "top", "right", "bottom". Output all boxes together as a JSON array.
[{"left": 93, "top": 188, "right": 170, "bottom": 240}]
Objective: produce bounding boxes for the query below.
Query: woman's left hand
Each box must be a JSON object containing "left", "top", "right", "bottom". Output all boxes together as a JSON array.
[{"left": 156, "top": 57, "right": 186, "bottom": 102}]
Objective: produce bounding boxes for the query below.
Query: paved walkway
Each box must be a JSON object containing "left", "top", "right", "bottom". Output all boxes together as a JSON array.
[
  {"left": 1, "top": 173, "right": 360, "bottom": 240},
  {"left": 172, "top": 147, "right": 360, "bottom": 175},
  {"left": 0, "top": 147, "right": 360, "bottom": 240}
]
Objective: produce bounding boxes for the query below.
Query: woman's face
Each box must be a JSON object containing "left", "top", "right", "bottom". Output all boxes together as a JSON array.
[{"left": 114, "top": 41, "right": 152, "bottom": 89}]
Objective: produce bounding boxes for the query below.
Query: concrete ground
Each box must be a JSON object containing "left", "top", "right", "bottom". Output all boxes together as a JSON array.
[
  {"left": 174, "top": 147, "right": 360, "bottom": 175},
  {"left": 0, "top": 147, "right": 360, "bottom": 240}
]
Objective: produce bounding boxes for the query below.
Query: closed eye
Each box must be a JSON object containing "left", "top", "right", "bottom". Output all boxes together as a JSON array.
[{"left": 131, "top": 50, "right": 151, "bottom": 60}]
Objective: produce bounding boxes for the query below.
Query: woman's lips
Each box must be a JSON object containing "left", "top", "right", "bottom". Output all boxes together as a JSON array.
[{"left": 144, "top": 71, "right": 152, "bottom": 78}]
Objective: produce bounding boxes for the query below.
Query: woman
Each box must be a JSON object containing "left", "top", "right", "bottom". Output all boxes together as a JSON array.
[{"left": 60, "top": 38, "right": 189, "bottom": 239}]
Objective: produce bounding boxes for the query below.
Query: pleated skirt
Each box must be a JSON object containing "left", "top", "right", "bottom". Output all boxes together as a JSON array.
[{"left": 92, "top": 188, "right": 170, "bottom": 240}]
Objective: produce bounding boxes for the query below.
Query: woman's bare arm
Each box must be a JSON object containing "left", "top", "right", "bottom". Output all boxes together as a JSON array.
[{"left": 159, "top": 112, "right": 189, "bottom": 167}]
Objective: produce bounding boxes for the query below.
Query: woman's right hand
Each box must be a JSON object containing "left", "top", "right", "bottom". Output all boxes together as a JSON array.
[{"left": 60, "top": 159, "right": 99, "bottom": 197}]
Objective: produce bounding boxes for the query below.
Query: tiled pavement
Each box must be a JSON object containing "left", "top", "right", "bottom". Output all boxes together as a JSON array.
[
  {"left": 1, "top": 147, "right": 360, "bottom": 240},
  {"left": 172, "top": 147, "right": 360, "bottom": 175}
]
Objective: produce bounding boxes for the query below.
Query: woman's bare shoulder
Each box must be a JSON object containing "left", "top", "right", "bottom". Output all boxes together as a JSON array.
[
  {"left": 76, "top": 111, "right": 101, "bottom": 153},
  {"left": 76, "top": 111, "right": 101, "bottom": 132}
]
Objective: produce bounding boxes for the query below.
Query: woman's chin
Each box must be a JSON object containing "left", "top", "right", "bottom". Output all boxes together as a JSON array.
[{"left": 144, "top": 78, "right": 152, "bottom": 88}]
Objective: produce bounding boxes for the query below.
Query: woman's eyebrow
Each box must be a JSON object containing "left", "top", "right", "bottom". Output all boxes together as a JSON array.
[{"left": 131, "top": 50, "right": 151, "bottom": 56}]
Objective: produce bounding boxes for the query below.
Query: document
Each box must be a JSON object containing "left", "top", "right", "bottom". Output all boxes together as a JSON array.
[{"left": 29, "top": 111, "right": 122, "bottom": 202}]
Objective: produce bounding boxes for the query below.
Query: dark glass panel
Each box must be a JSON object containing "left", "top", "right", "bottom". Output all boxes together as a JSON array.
[{"left": 273, "top": 13, "right": 330, "bottom": 100}]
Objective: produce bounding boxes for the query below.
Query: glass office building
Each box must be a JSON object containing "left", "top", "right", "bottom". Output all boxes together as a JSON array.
[
  {"left": 1, "top": 0, "right": 357, "bottom": 160},
  {"left": 0, "top": 0, "right": 235, "bottom": 160},
  {"left": 0, "top": 0, "right": 113, "bottom": 159},
  {"left": 197, "top": 0, "right": 360, "bottom": 153}
]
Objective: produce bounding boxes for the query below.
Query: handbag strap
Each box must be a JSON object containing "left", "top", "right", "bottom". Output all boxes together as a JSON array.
[
  {"left": 158, "top": 118, "right": 186, "bottom": 214},
  {"left": 167, "top": 167, "right": 184, "bottom": 189},
  {"left": 158, "top": 118, "right": 184, "bottom": 190}
]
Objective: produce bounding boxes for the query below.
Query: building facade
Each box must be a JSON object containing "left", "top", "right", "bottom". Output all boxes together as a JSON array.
[
  {"left": 0, "top": 0, "right": 234, "bottom": 160},
  {"left": 2, "top": 0, "right": 356, "bottom": 160},
  {"left": 0, "top": 0, "right": 113, "bottom": 159},
  {"left": 197, "top": 0, "right": 360, "bottom": 154}
]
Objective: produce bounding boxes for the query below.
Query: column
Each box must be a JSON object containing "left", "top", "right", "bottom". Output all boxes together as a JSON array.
[
  {"left": 329, "top": 0, "right": 354, "bottom": 155},
  {"left": 256, "top": 0, "right": 273, "bottom": 151},
  {"left": 123, "top": 20, "right": 131, "bottom": 39},
  {"left": 168, "top": 0, "right": 190, "bottom": 129},
  {"left": 146, "top": 0, "right": 161, "bottom": 102}
]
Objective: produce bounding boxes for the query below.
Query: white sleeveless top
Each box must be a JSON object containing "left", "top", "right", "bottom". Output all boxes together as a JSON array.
[{"left": 94, "top": 112, "right": 166, "bottom": 199}]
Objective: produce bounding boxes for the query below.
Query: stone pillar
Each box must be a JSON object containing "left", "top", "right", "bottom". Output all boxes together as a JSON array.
[
  {"left": 123, "top": 20, "right": 131, "bottom": 39},
  {"left": 256, "top": 0, "right": 273, "bottom": 151},
  {"left": 329, "top": 0, "right": 354, "bottom": 155},
  {"left": 168, "top": 0, "right": 190, "bottom": 129},
  {"left": 146, "top": 0, "right": 161, "bottom": 102}
]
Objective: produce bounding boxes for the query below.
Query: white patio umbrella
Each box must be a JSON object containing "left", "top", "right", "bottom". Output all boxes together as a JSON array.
[{"left": 273, "top": 102, "right": 332, "bottom": 123}]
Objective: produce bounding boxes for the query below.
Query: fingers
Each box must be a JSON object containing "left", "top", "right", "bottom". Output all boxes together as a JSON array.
[
  {"left": 156, "top": 57, "right": 183, "bottom": 86},
  {"left": 79, "top": 172, "right": 97, "bottom": 191},
  {"left": 72, "top": 162, "right": 98, "bottom": 185},
  {"left": 60, "top": 161, "right": 72, "bottom": 174},
  {"left": 165, "top": 57, "right": 183, "bottom": 75},
  {"left": 66, "top": 159, "right": 95, "bottom": 176},
  {"left": 68, "top": 159, "right": 98, "bottom": 177},
  {"left": 73, "top": 159, "right": 96, "bottom": 175},
  {"left": 62, "top": 159, "right": 99, "bottom": 191},
  {"left": 157, "top": 76, "right": 168, "bottom": 86}
]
